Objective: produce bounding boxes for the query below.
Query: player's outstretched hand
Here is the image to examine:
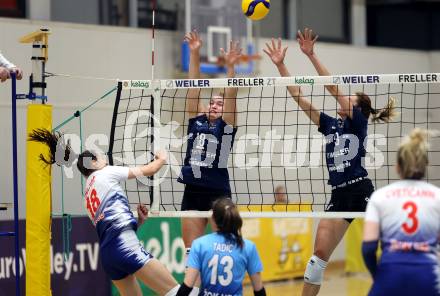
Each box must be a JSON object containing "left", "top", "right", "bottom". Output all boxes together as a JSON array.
[
  {"left": 297, "top": 28, "right": 318, "bottom": 57},
  {"left": 154, "top": 150, "right": 168, "bottom": 164},
  {"left": 0, "top": 67, "right": 10, "bottom": 82},
  {"left": 263, "top": 38, "right": 288, "bottom": 67},
  {"left": 137, "top": 204, "right": 149, "bottom": 226},
  {"left": 184, "top": 30, "right": 203, "bottom": 52},
  {"left": 220, "top": 40, "right": 243, "bottom": 67}
]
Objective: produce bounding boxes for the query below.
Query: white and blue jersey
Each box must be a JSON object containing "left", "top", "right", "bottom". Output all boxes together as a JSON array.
[
  {"left": 178, "top": 114, "right": 237, "bottom": 192},
  {"left": 365, "top": 180, "right": 440, "bottom": 296},
  {"left": 187, "top": 233, "right": 263, "bottom": 296},
  {"left": 365, "top": 180, "right": 440, "bottom": 264},
  {"left": 84, "top": 166, "right": 152, "bottom": 280},
  {"left": 318, "top": 107, "right": 368, "bottom": 186},
  {"left": 84, "top": 166, "right": 137, "bottom": 247}
]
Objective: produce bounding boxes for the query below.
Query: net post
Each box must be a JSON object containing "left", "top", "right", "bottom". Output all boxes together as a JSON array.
[{"left": 150, "top": 80, "right": 162, "bottom": 213}]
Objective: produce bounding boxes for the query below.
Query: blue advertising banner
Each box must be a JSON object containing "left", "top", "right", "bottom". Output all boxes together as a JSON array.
[{"left": 0, "top": 217, "right": 111, "bottom": 296}]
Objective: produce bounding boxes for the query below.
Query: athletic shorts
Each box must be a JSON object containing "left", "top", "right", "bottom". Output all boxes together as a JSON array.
[
  {"left": 181, "top": 183, "right": 231, "bottom": 211},
  {"left": 325, "top": 178, "right": 374, "bottom": 223},
  {"left": 100, "top": 228, "right": 153, "bottom": 280},
  {"left": 369, "top": 263, "right": 440, "bottom": 296}
]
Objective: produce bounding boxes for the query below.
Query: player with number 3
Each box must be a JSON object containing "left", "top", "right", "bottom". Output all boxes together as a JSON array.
[{"left": 363, "top": 128, "right": 440, "bottom": 296}]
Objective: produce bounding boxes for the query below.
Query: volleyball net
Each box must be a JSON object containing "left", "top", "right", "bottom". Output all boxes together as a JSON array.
[{"left": 108, "top": 73, "right": 440, "bottom": 218}]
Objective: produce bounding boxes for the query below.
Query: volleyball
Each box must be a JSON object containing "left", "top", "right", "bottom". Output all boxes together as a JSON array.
[{"left": 242, "top": 0, "right": 270, "bottom": 21}]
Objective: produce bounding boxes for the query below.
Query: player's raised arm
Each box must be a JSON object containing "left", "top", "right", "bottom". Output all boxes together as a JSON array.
[
  {"left": 127, "top": 150, "right": 167, "bottom": 179},
  {"left": 184, "top": 30, "right": 207, "bottom": 117},
  {"left": 264, "top": 38, "right": 320, "bottom": 126},
  {"left": 297, "top": 28, "right": 353, "bottom": 117},
  {"left": 221, "top": 40, "right": 242, "bottom": 126}
]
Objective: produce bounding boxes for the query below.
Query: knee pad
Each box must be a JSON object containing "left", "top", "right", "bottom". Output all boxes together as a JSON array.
[{"left": 304, "top": 255, "right": 328, "bottom": 285}]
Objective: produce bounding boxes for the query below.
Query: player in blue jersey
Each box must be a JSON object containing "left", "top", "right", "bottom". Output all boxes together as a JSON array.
[
  {"left": 29, "top": 129, "right": 184, "bottom": 296},
  {"left": 176, "top": 198, "right": 266, "bottom": 296},
  {"left": 179, "top": 30, "right": 242, "bottom": 265},
  {"left": 363, "top": 128, "right": 440, "bottom": 296},
  {"left": 264, "top": 29, "right": 396, "bottom": 296}
]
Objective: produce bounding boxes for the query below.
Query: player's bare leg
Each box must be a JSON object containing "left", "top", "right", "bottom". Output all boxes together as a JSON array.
[
  {"left": 302, "top": 218, "right": 349, "bottom": 296},
  {"left": 134, "top": 258, "right": 178, "bottom": 295},
  {"left": 182, "top": 217, "right": 208, "bottom": 287},
  {"left": 113, "top": 274, "right": 142, "bottom": 296}
]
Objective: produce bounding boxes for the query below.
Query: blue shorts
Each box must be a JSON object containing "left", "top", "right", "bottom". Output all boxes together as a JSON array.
[
  {"left": 326, "top": 179, "right": 374, "bottom": 223},
  {"left": 181, "top": 183, "right": 231, "bottom": 211},
  {"left": 100, "top": 229, "right": 153, "bottom": 280},
  {"left": 369, "top": 263, "right": 440, "bottom": 296}
]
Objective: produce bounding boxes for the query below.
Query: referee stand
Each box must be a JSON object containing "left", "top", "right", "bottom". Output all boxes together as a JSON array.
[
  {"left": 0, "top": 72, "right": 22, "bottom": 296},
  {"left": 0, "top": 28, "right": 51, "bottom": 296}
]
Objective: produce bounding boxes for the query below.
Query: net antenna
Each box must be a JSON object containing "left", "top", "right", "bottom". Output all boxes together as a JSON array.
[{"left": 182, "top": 0, "right": 259, "bottom": 75}]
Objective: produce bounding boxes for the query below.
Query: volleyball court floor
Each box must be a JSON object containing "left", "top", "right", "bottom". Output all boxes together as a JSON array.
[{"left": 243, "top": 265, "right": 371, "bottom": 296}]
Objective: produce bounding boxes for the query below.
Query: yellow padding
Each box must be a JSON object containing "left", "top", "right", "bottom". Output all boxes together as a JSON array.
[
  {"left": 240, "top": 205, "right": 313, "bottom": 281},
  {"left": 26, "top": 104, "right": 52, "bottom": 296},
  {"left": 345, "top": 219, "right": 382, "bottom": 273},
  {"left": 345, "top": 219, "right": 368, "bottom": 273}
]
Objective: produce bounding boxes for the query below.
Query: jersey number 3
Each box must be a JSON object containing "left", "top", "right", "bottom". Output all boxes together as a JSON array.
[
  {"left": 208, "top": 255, "right": 234, "bottom": 286},
  {"left": 402, "top": 201, "right": 419, "bottom": 235}
]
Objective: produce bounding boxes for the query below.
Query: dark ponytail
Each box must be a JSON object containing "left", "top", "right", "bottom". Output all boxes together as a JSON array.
[
  {"left": 28, "top": 128, "right": 97, "bottom": 177},
  {"left": 28, "top": 128, "right": 73, "bottom": 165},
  {"left": 355, "top": 92, "right": 397, "bottom": 123},
  {"left": 212, "top": 198, "right": 244, "bottom": 249}
]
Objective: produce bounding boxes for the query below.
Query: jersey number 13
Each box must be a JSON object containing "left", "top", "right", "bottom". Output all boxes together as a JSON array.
[{"left": 208, "top": 254, "right": 234, "bottom": 286}]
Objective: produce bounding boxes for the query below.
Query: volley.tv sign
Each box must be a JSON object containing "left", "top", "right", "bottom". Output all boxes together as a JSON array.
[{"left": 0, "top": 218, "right": 111, "bottom": 296}]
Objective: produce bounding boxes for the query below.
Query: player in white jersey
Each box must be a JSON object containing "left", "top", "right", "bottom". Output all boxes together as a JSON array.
[
  {"left": 29, "top": 129, "right": 185, "bottom": 296},
  {"left": 363, "top": 128, "right": 440, "bottom": 296}
]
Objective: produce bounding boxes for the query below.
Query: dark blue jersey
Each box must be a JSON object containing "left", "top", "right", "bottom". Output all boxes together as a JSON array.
[
  {"left": 318, "top": 107, "right": 368, "bottom": 186},
  {"left": 178, "top": 114, "right": 237, "bottom": 191}
]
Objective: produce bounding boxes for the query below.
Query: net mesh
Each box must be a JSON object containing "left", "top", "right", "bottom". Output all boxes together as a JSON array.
[{"left": 108, "top": 75, "right": 440, "bottom": 217}]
